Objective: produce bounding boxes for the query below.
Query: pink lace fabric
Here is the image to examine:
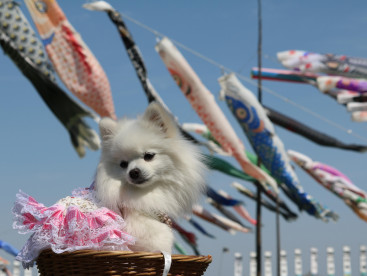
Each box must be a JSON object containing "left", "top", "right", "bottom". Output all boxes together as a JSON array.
[{"left": 12, "top": 188, "right": 135, "bottom": 268}]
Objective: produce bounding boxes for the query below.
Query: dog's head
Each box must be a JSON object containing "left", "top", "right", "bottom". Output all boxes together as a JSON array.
[{"left": 95, "top": 102, "right": 206, "bottom": 216}]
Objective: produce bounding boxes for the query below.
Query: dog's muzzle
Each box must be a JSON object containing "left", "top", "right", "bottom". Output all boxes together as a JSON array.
[{"left": 128, "top": 168, "right": 148, "bottom": 184}]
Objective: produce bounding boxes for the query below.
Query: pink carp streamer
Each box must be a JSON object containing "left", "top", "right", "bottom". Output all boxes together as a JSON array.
[
  {"left": 155, "top": 37, "right": 277, "bottom": 192},
  {"left": 192, "top": 205, "right": 249, "bottom": 234},
  {"left": 181, "top": 123, "right": 230, "bottom": 156},
  {"left": 278, "top": 50, "right": 367, "bottom": 78},
  {"left": 217, "top": 190, "right": 257, "bottom": 225},
  {"left": 352, "top": 111, "right": 367, "bottom": 122},
  {"left": 251, "top": 67, "right": 319, "bottom": 84},
  {"left": 288, "top": 150, "right": 367, "bottom": 222},
  {"left": 277, "top": 50, "right": 325, "bottom": 72},
  {"left": 24, "top": 0, "right": 116, "bottom": 119},
  {"left": 317, "top": 76, "right": 367, "bottom": 94},
  {"left": 171, "top": 220, "right": 200, "bottom": 255},
  {"left": 317, "top": 76, "right": 367, "bottom": 121}
]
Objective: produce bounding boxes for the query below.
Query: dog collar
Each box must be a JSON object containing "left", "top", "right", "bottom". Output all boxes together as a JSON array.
[
  {"left": 156, "top": 212, "right": 173, "bottom": 228},
  {"left": 119, "top": 207, "right": 172, "bottom": 228}
]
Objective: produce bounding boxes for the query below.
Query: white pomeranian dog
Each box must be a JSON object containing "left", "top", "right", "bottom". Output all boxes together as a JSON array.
[{"left": 94, "top": 102, "right": 206, "bottom": 253}]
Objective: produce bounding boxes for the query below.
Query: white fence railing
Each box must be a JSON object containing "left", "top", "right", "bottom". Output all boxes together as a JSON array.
[{"left": 234, "top": 245, "right": 367, "bottom": 276}]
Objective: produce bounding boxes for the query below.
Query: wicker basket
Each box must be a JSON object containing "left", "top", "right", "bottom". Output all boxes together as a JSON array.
[{"left": 37, "top": 249, "right": 212, "bottom": 276}]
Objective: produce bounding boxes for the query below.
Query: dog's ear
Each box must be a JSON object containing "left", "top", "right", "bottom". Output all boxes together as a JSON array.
[
  {"left": 99, "top": 117, "right": 117, "bottom": 141},
  {"left": 142, "top": 102, "right": 178, "bottom": 137}
]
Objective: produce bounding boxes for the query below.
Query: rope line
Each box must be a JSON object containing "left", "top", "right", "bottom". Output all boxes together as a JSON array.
[{"left": 119, "top": 12, "right": 367, "bottom": 143}]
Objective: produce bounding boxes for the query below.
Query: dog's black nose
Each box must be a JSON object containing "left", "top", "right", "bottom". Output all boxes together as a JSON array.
[{"left": 129, "top": 168, "right": 141, "bottom": 180}]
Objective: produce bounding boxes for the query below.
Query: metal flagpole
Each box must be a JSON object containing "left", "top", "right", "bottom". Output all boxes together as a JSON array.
[
  {"left": 256, "top": 0, "right": 263, "bottom": 274},
  {"left": 256, "top": 2, "right": 281, "bottom": 275},
  {"left": 276, "top": 198, "right": 281, "bottom": 276}
]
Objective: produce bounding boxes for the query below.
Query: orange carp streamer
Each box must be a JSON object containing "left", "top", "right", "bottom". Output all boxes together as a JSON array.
[{"left": 24, "top": 0, "right": 116, "bottom": 119}]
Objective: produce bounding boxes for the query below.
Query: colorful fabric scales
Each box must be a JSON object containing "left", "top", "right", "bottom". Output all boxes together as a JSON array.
[
  {"left": 251, "top": 67, "right": 319, "bottom": 84},
  {"left": 288, "top": 150, "right": 367, "bottom": 222},
  {"left": 183, "top": 123, "right": 298, "bottom": 219},
  {"left": 219, "top": 73, "right": 337, "bottom": 221},
  {"left": 317, "top": 76, "right": 367, "bottom": 94},
  {"left": 155, "top": 37, "right": 277, "bottom": 192},
  {"left": 0, "top": 1, "right": 100, "bottom": 157},
  {"left": 83, "top": 1, "right": 167, "bottom": 109},
  {"left": 0, "top": 1, "right": 55, "bottom": 80},
  {"left": 278, "top": 50, "right": 367, "bottom": 79},
  {"left": 24, "top": 0, "right": 116, "bottom": 119}
]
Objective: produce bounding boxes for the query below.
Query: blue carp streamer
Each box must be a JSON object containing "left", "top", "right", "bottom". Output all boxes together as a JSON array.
[{"left": 219, "top": 73, "right": 337, "bottom": 221}]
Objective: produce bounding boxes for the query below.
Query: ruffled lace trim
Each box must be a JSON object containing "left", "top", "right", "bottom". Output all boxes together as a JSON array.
[{"left": 13, "top": 189, "right": 135, "bottom": 269}]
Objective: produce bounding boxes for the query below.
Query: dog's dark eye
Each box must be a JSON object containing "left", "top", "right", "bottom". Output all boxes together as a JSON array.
[
  {"left": 120, "top": 161, "right": 128, "bottom": 168},
  {"left": 144, "top": 152, "right": 155, "bottom": 161}
]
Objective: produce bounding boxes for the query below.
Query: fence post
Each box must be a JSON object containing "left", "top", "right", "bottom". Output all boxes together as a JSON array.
[
  {"left": 234, "top": 252, "right": 243, "bottom": 276},
  {"left": 343, "top": 246, "right": 352, "bottom": 276},
  {"left": 12, "top": 260, "right": 21, "bottom": 276},
  {"left": 361, "top": 245, "right": 367, "bottom": 276},
  {"left": 250, "top": 252, "right": 257, "bottom": 276},
  {"left": 280, "top": 250, "right": 288, "bottom": 276},
  {"left": 24, "top": 268, "right": 33, "bottom": 276},
  {"left": 294, "top": 249, "right": 302, "bottom": 276},
  {"left": 310, "top": 247, "right": 318, "bottom": 276},
  {"left": 326, "top": 247, "right": 335, "bottom": 276},
  {"left": 264, "top": 251, "right": 272, "bottom": 276}
]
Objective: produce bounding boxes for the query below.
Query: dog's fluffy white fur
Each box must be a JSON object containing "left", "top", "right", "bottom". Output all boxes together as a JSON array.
[{"left": 94, "top": 102, "right": 206, "bottom": 253}]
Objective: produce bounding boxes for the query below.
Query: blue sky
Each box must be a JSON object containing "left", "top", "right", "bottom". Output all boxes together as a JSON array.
[{"left": 1, "top": 1, "right": 367, "bottom": 275}]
